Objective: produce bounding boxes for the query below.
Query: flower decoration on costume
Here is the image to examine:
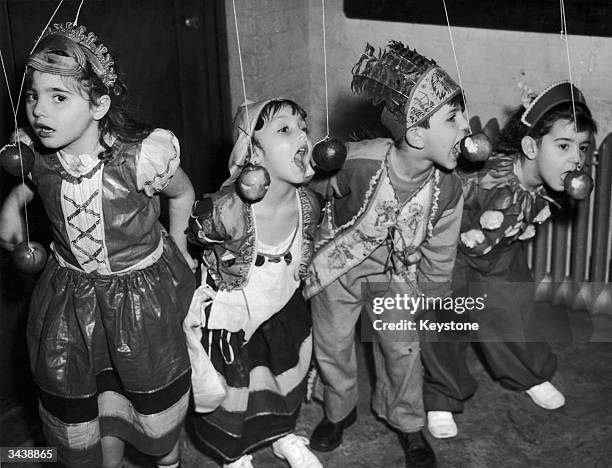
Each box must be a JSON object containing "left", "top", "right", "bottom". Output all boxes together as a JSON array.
[
  {"left": 533, "top": 205, "right": 551, "bottom": 224},
  {"left": 480, "top": 210, "right": 504, "bottom": 230},
  {"left": 504, "top": 223, "right": 522, "bottom": 238},
  {"left": 518, "top": 224, "right": 536, "bottom": 240},
  {"left": 460, "top": 229, "right": 485, "bottom": 248}
]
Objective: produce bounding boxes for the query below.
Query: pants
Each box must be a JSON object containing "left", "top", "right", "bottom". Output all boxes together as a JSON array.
[
  {"left": 311, "top": 260, "right": 424, "bottom": 433},
  {"left": 421, "top": 243, "right": 557, "bottom": 412}
]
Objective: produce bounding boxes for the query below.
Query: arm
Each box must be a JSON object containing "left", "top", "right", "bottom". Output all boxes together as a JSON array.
[
  {"left": 161, "top": 167, "right": 197, "bottom": 270},
  {"left": 0, "top": 183, "right": 35, "bottom": 251}
]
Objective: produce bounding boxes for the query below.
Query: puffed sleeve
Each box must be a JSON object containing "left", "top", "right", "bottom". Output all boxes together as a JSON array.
[{"left": 136, "top": 128, "right": 181, "bottom": 196}]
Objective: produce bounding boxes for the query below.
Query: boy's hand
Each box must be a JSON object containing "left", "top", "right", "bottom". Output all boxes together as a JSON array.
[{"left": 0, "top": 212, "right": 25, "bottom": 251}]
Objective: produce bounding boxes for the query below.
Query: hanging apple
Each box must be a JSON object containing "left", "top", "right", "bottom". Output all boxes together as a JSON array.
[
  {"left": 459, "top": 132, "right": 492, "bottom": 163},
  {"left": 312, "top": 137, "right": 347, "bottom": 172},
  {"left": 237, "top": 163, "right": 271, "bottom": 203},
  {"left": 0, "top": 142, "right": 35, "bottom": 177},
  {"left": 564, "top": 170, "right": 593, "bottom": 200},
  {"left": 12, "top": 241, "right": 47, "bottom": 274}
]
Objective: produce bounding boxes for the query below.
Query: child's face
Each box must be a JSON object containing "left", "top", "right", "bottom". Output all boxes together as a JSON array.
[
  {"left": 253, "top": 106, "right": 314, "bottom": 185},
  {"left": 534, "top": 119, "right": 592, "bottom": 191},
  {"left": 25, "top": 71, "right": 100, "bottom": 155},
  {"left": 419, "top": 103, "right": 469, "bottom": 170}
]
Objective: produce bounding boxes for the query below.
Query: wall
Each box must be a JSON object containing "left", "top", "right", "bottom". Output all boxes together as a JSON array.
[{"left": 225, "top": 0, "right": 612, "bottom": 145}]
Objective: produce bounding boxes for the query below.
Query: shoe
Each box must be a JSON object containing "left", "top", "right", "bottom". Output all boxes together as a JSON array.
[
  {"left": 427, "top": 411, "right": 457, "bottom": 439},
  {"left": 223, "top": 454, "right": 254, "bottom": 468},
  {"left": 309, "top": 407, "right": 357, "bottom": 452},
  {"left": 525, "top": 381, "right": 565, "bottom": 410},
  {"left": 272, "top": 434, "right": 323, "bottom": 468},
  {"left": 398, "top": 430, "right": 437, "bottom": 468}
]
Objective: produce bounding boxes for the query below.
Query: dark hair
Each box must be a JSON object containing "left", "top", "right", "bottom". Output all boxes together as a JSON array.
[
  {"left": 497, "top": 101, "right": 597, "bottom": 157},
  {"left": 416, "top": 93, "right": 466, "bottom": 129},
  {"left": 251, "top": 99, "right": 307, "bottom": 149},
  {"left": 25, "top": 58, "right": 152, "bottom": 162}
]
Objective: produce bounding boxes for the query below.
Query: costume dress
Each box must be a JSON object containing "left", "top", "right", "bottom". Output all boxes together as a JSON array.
[
  {"left": 187, "top": 185, "right": 319, "bottom": 463},
  {"left": 421, "top": 153, "right": 558, "bottom": 412},
  {"left": 305, "top": 138, "right": 463, "bottom": 432},
  {"left": 25, "top": 128, "right": 195, "bottom": 467}
]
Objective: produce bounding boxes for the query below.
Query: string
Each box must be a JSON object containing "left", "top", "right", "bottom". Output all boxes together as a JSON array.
[
  {"left": 559, "top": 0, "right": 580, "bottom": 166},
  {"left": 0, "top": 0, "right": 65, "bottom": 247},
  {"left": 74, "top": 0, "right": 85, "bottom": 25},
  {"left": 230, "top": 0, "right": 253, "bottom": 159},
  {"left": 321, "top": 0, "right": 330, "bottom": 138},
  {"left": 441, "top": 0, "right": 471, "bottom": 132}
]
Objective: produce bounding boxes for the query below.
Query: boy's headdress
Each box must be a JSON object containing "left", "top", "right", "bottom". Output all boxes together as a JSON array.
[
  {"left": 520, "top": 81, "right": 587, "bottom": 128},
  {"left": 28, "top": 22, "right": 117, "bottom": 87},
  {"left": 351, "top": 41, "right": 461, "bottom": 130}
]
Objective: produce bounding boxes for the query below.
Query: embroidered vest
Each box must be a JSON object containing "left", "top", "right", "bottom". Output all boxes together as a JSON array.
[{"left": 305, "top": 161, "right": 439, "bottom": 298}]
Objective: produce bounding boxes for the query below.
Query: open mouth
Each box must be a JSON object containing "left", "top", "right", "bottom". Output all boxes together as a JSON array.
[
  {"left": 34, "top": 124, "right": 54, "bottom": 136},
  {"left": 293, "top": 144, "right": 309, "bottom": 172}
]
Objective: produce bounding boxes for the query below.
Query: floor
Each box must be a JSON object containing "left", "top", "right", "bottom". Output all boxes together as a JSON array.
[{"left": 2, "top": 305, "right": 612, "bottom": 468}]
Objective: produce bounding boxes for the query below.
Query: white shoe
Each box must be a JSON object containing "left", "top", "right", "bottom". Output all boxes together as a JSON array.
[
  {"left": 427, "top": 411, "right": 458, "bottom": 439},
  {"left": 525, "top": 381, "right": 565, "bottom": 410},
  {"left": 272, "top": 434, "right": 323, "bottom": 468},
  {"left": 223, "top": 454, "right": 254, "bottom": 468}
]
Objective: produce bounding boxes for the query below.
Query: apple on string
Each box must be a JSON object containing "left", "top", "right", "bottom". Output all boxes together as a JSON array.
[
  {"left": 564, "top": 170, "right": 593, "bottom": 200},
  {"left": 12, "top": 241, "right": 47, "bottom": 274},
  {"left": 459, "top": 132, "right": 493, "bottom": 163},
  {"left": 0, "top": 142, "right": 35, "bottom": 177},
  {"left": 312, "top": 137, "right": 347, "bottom": 172},
  {"left": 237, "top": 162, "right": 271, "bottom": 203}
]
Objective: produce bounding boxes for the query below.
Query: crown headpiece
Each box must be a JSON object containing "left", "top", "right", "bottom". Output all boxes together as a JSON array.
[
  {"left": 28, "top": 22, "right": 117, "bottom": 87},
  {"left": 520, "top": 81, "right": 586, "bottom": 128},
  {"left": 351, "top": 41, "right": 461, "bottom": 129}
]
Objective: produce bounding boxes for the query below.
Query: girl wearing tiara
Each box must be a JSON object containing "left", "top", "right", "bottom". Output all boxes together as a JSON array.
[
  {"left": 186, "top": 98, "right": 323, "bottom": 468},
  {"left": 0, "top": 23, "right": 196, "bottom": 468},
  {"left": 421, "top": 82, "right": 597, "bottom": 439}
]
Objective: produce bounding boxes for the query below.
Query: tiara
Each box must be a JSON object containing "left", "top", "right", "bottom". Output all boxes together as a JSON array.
[{"left": 36, "top": 22, "right": 117, "bottom": 87}]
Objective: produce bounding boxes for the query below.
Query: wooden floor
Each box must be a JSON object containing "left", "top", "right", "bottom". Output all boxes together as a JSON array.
[{"left": 2, "top": 305, "right": 612, "bottom": 468}]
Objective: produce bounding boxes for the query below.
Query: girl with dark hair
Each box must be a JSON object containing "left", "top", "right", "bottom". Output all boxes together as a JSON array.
[
  {"left": 0, "top": 23, "right": 196, "bottom": 468},
  {"left": 421, "top": 81, "right": 597, "bottom": 440},
  {"left": 187, "top": 98, "right": 322, "bottom": 468}
]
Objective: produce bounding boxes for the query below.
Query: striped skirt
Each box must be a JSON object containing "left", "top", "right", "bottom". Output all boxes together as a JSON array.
[
  {"left": 191, "top": 287, "right": 312, "bottom": 463},
  {"left": 27, "top": 236, "right": 195, "bottom": 467}
]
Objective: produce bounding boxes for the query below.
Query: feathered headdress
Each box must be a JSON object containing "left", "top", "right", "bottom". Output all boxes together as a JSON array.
[{"left": 351, "top": 41, "right": 461, "bottom": 129}]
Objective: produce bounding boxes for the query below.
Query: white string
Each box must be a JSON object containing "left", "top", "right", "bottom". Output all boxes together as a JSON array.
[
  {"left": 441, "top": 0, "right": 471, "bottom": 132},
  {"left": 559, "top": 0, "right": 580, "bottom": 158},
  {"left": 0, "top": 0, "right": 65, "bottom": 246},
  {"left": 321, "top": 0, "right": 330, "bottom": 138},
  {"left": 230, "top": 0, "right": 253, "bottom": 159},
  {"left": 74, "top": 0, "right": 85, "bottom": 25}
]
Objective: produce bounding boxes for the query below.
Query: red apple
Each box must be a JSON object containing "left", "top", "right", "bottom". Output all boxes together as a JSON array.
[
  {"left": 564, "top": 170, "right": 593, "bottom": 200},
  {"left": 12, "top": 241, "right": 47, "bottom": 274},
  {"left": 312, "top": 137, "right": 347, "bottom": 172},
  {"left": 0, "top": 142, "right": 35, "bottom": 176},
  {"left": 237, "top": 163, "right": 271, "bottom": 202},
  {"left": 459, "top": 132, "right": 492, "bottom": 163}
]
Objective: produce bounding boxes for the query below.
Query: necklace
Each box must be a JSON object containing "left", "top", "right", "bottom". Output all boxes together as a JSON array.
[{"left": 255, "top": 218, "right": 299, "bottom": 267}]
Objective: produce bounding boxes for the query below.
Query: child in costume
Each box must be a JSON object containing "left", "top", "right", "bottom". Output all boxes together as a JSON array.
[
  {"left": 305, "top": 41, "right": 468, "bottom": 468},
  {"left": 421, "top": 81, "right": 597, "bottom": 439},
  {"left": 186, "top": 98, "right": 323, "bottom": 468},
  {"left": 0, "top": 23, "right": 196, "bottom": 468}
]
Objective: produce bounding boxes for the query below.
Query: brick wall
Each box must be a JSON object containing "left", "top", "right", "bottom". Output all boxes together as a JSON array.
[{"left": 225, "top": 0, "right": 612, "bottom": 145}]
